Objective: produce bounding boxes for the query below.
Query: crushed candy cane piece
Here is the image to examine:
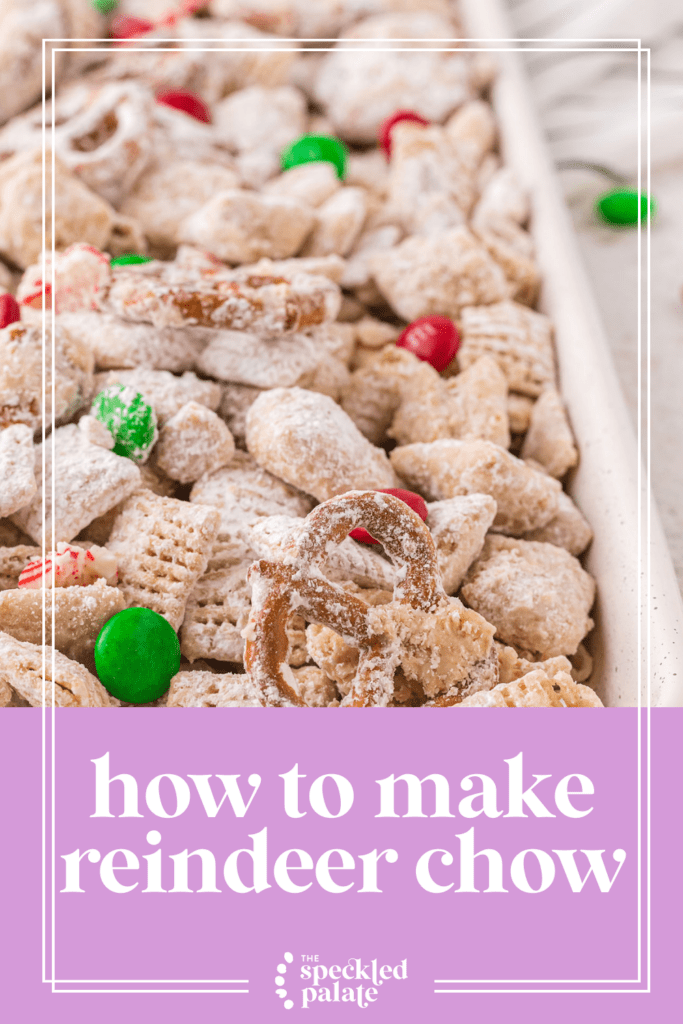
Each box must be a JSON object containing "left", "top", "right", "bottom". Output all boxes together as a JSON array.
[
  {"left": 18, "top": 543, "right": 118, "bottom": 589},
  {"left": 18, "top": 245, "right": 111, "bottom": 313}
]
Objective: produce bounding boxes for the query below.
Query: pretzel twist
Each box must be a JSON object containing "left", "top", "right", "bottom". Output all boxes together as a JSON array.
[{"left": 244, "top": 491, "right": 444, "bottom": 707}]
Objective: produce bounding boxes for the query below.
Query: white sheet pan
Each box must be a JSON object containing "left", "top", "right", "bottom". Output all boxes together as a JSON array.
[{"left": 460, "top": 0, "right": 683, "bottom": 705}]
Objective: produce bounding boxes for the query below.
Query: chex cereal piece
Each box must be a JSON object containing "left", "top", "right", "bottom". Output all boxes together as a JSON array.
[
  {"left": 18, "top": 244, "right": 111, "bottom": 313},
  {"left": 496, "top": 643, "right": 573, "bottom": 686},
  {"left": 246, "top": 387, "right": 398, "bottom": 501},
  {"left": 105, "top": 262, "right": 341, "bottom": 334},
  {"left": 301, "top": 187, "right": 367, "bottom": 258},
  {"left": 521, "top": 387, "right": 578, "bottom": 479},
  {"left": 263, "top": 161, "right": 340, "bottom": 207},
  {"left": 371, "top": 227, "right": 512, "bottom": 322},
  {"left": 154, "top": 402, "right": 235, "bottom": 484},
  {"left": 289, "top": 666, "right": 339, "bottom": 707},
  {"left": 0, "top": 150, "right": 114, "bottom": 270},
  {"left": 181, "top": 189, "right": 316, "bottom": 264},
  {"left": 107, "top": 489, "right": 220, "bottom": 631},
  {"left": 390, "top": 439, "right": 561, "bottom": 536},
  {"left": 0, "top": 630, "right": 113, "bottom": 707},
  {"left": 181, "top": 553, "right": 254, "bottom": 664},
  {"left": 190, "top": 450, "right": 314, "bottom": 530},
  {"left": 94, "top": 369, "right": 221, "bottom": 427},
  {"left": 353, "top": 316, "right": 401, "bottom": 351},
  {"left": 195, "top": 322, "right": 350, "bottom": 390},
  {"left": 457, "top": 666, "right": 602, "bottom": 708},
  {"left": 315, "top": 15, "right": 472, "bottom": 144},
  {"left": 507, "top": 392, "right": 534, "bottom": 434},
  {"left": 10, "top": 425, "right": 142, "bottom": 545},
  {"left": 18, "top": 542, "right": 117, "bottom": 589},
  {"left": 458, "top": 301, "right": 556, "bottom": 397},
  {"left": 390, "top": 355, "right": 510, "bottom": 449},
  {"left": 218, "top": 384, "right": 262, "bottom": 448},
  {"left": 297, "top": 356, "right": 351, "bottom": 402},
  {"left": 0, "top": 321, "right": 94, "bottom": 433},
  {"left": 342, "top": 224, "right": 402, "bottom": 296},
  {"left": 425, "top": 495, "right": 497, "bottom": 594},
  {"left": 471, "top": 167, "right": 540, "bottom": 306},
  {"left": 461, "top": 535, "right": 595, "bottom": 659},
  {"left": 0, "top": 545, "right": 40, "bottom": 591},
  {"left": 120, "top": 159, "right": 241, "bottom": 250},
  {"left": 522, "top": 490, "right": 593, "bottom": 557},
  {"left": 387, "top": 121, "right": 474, "bottom": 235},
  {"left": 0, "top": 578, "right": 125, "bottom": 668},
  {"left": 58, "top": 311, "right": 210, "bottom": 372},
  {"left": 0, "top": 424, "right": 36, "bottom": 517},
  {"left": 167, "top": 670, "right": 262, "bottom": 708},
  {"left": 75, "top": 464, "right": 176, "bottom": 549},
  {"left": 249, "top": 515, "right": 397, "bottom": 591},
  {"left": 340, "top": 346, "right": 427, "bottom": 444},
  {"left": 444, "top": 99, "right": 497, "bottom": 172}
]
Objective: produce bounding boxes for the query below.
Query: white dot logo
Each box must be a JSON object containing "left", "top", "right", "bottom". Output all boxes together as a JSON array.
[{"left": 275, "top": 951, "right": 294, "bottom": 1010}]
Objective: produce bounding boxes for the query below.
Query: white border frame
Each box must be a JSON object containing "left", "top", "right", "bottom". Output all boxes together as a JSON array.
[{"left": 38, "top": 31, "right": 650, "bottom": 999}]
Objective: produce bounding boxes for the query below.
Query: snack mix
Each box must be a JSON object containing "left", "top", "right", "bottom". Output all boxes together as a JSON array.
[{"left": 0, "top": 0, "right": 602, "bottom": 709}]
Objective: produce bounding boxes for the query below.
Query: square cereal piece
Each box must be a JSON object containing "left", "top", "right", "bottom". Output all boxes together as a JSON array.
[
  {"left": 181, "top": 553, "right": 308, "bottom": 666},
  {"left": 218, "top": 384, "right": 263, "bottom": 449},
  {"left": 0, "top": 579, "right": 125, "bottom": 669},
  {"left": 289, "top": 666, "right": 339, "bottom": 707},
  {"left": 425, "top": 495, "right": 497, "bottom": 594},
  {"left": 154, "top": 402, "right": 235, "bottom": 484},
  {"left": 10, "top": 425, "right": 142, "bottom": 545},
  {"left": 458, "top": 666, "right": 603, "bottom": 707},
  {"left": 58, "top": 311, "right": 210, "bottom": 373},
  {"left": 371, "top": 226, "right": 512, "bottom": 322},
  {"left": 390, "top": 355, "right": 509, "bottom": 448},
  {"left": 0, "top": 424, "right": 37, "bottom": 517},
  {"left": 459, "top": 300, "right": 556, "bottom": 397},
  {"left": 521, "top": 387, "right": 578, "bottom": 479},
  {"left": 107, "top": 489, "right": 220, "bottom": 631},
  {"left": 94, "top": 369, "right": 222, "bottom": 426},
  {"left": 0, "top": 630, "right": 114, "bottom": 707},
  {"left": 461, "top": 535, "right": 595, "bottom": 659},
  {"left": 0, "top": 544, "right": 40, "bottom": 590},
  {"left": 167, "top": 670, "right": 262, "bottom": 707},
  {"left": 341, "top": 346, "right": 425, "bottom": 445},
  {"left": 390, "top": 439, "right": 561, "bottom": 535}
]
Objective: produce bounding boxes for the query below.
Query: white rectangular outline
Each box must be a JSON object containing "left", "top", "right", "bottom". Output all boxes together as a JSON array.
[{"left": 39, "top": 33, "right": 650, "bottom": 997}]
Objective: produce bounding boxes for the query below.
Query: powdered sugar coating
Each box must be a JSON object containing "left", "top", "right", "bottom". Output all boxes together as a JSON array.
[
  {"left": 58, "top": 311, "right": 210, "bottom": 373},
  {"left": 0, "top": 630, "right": 113, "bottom": 707},
  {"left": 461, "top": 535, "right": 595, "bottom": 659},
  {"left": 457, "top": 665, "right": 602, "bottom": 708},
  {"left": 107, "top": 489, "right": 220, "bottom": 631},
  {"left": 154, "top": 402, "right": 235, "bottom": 484},
  {"left": 0, "top": 424, "right": 36, "bottom": 518},
  {"left": 390, "top": 439, "right": 561, "bottom": 536},
  {"left": 425, "top": 494, "right": 497, "bottom": 594},
  {"left": 521, "top": 387, "right": 578, "bottom": 479},
  {"left": 10, "top": 425, "right": 142, "bottom": 545},
  {"left": 94, "top": 369, "right": 221, "bottom": 426},
  {"left": 372, "top": 227, "right": 512, "bottom": 322},
  {"left": 246, "top": 387, "right": 398, "bottom": 501},
  {"left": 459, "top": 301, "right": 556, "bottom": 397},
  {"left": 167, "top": 670, "right": 262, "bottom": 708}
]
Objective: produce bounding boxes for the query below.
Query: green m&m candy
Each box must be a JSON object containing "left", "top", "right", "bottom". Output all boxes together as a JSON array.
[
  {"left": 92, "top": 0, "right": 118, "bottom": 13},
  {"left": 595, "top": 189, "right": 656, "bottom": 226},
  {"left": 91, "top": 384, "right": 157, "bottom": 463},
  {"left": 281, "top": 134, "right": 348, "bottom": 180},
  {"left": 110, "top": 253, "right": 153, "bottom": 267},
  {"left": 95, "top": 607, "right": 181, "bottom": 704}
]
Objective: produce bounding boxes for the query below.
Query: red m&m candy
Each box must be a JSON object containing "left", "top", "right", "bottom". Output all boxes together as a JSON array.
[
  {"left": 396, "top": 315, "right": 459, "bottom": 373},
  {"left": 156, "top": 90, "right": 212, "bottom": 124},
  {"left": 110, "top": 14, "right": 154, "bottom": 38},
  {"left": 350, "top": 489, "right": 429, "bottom": 546},
  {"left": 0, "top": 294, "right": 21, "bottom": 329},
  {"left": 379, "top": 110, "right": 430, "bottom": 159}
]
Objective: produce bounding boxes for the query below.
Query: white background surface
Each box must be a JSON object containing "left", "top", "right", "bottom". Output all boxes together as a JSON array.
[{"left": 508, "top": 0, "right": 683, "bottom": 592}]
